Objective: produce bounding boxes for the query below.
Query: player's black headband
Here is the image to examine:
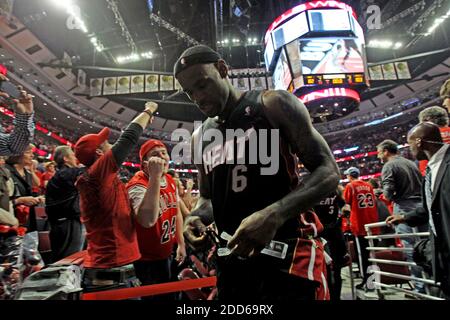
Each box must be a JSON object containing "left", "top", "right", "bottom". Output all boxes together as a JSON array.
[{"left": 174, "top": 48, "right": 221, "bottom": 77}]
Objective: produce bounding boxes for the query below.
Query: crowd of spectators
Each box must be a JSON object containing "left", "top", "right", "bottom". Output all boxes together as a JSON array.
[{"left": 317, "top": 81, "right": 443, "bottom": 134}]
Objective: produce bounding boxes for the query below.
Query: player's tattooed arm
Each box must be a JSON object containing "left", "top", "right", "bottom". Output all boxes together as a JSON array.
[
  {"left": 183, "top": 131, "right": 215, "bottom": 251},
  {"left": 261, "top": 90, "right": 340, "bottom": 225},
  {"left": 189, "top": 128, "right": 214, "bottom": 224},
  {"left": 227, "top": 90, "right": 340, "bottom": 258}
]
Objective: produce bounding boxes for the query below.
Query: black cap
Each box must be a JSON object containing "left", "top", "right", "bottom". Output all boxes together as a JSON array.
[{"left": 174, "top": 45, "right": 221, "bottom": 77}]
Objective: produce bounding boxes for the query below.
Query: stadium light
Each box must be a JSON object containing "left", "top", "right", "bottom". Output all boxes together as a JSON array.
[
  {"left": 116, "top": 51, "right": 154, "bottom": 64},
  {"left": 89, "top": 36, "right": 104, "bottom": 52},
  {"left": 367, "top": 39, "right": 402, "bottom": 49},
  {"left": 141, "top": 51, "right": 153, "bottom": 59},
  {"left": 51, "top": 0, "right": 72, "bottom": 7},
  {"left": 424, "top": 8, "right": 450, "bottom": 36}
]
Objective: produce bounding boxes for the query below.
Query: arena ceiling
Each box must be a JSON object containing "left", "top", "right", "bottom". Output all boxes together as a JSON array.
[{"left": 10, "top": 0, "right": 450, "bottom": 118}]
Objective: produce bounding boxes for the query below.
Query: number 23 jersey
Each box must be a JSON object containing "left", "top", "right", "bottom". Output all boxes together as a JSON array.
[{"left": 343, "top": 180, "right": 379, "bottom": 236}]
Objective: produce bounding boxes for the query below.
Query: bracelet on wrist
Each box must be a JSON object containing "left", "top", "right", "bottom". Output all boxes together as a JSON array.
[{"left": 143, "top": 110, "right": 153, "bottom": 117}]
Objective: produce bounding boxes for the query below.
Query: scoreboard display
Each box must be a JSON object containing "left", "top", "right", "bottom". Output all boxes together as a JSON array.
[
  {"left": 264, "top": 0, "right": 368, "bottom": 95},
  {"left": 303, "top": 73, "right": 366, "bottom": 86}
]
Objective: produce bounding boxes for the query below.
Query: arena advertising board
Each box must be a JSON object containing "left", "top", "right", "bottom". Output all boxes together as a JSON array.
[{"left": 272, "top": 48, "right": 292, "bottom": 90}]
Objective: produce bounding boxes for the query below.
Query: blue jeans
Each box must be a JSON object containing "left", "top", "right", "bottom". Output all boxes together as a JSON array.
[
  {"left": 394, "top": 200, "right": 427, "bottom": 292},
  {"left": 82, "top": 264, "right": 141, "bottom": 299}
]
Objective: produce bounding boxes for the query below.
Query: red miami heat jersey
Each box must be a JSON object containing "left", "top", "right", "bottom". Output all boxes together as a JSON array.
[
  {"left": 127, "top": 172, "right": 178, "bottom": 261},
  {"left": 419, "top": 126, "right": 450, "bottom": 175},
  {"left": 344, "top": 180, "right": 379, "bottom": 236}
]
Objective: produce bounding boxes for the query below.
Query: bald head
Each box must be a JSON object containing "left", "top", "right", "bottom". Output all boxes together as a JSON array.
[
  {"left": 408, "top": 122, "right": 444, "bottom": 161},
  {"left": 408, "top": 122, "right": 443, "bottom": 142}
]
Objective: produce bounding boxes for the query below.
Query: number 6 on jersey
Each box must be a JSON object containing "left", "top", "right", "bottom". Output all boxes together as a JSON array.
[{"left": 232, "top": 165, "right": 248, "bottom": 192}]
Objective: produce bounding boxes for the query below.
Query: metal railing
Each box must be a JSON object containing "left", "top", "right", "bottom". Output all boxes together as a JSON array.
[{"left": 363, "top": 221, "right": 443, "bottom": 300}]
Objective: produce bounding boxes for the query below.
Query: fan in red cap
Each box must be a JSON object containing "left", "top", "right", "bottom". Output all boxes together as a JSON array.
[
  {"left": 139, "top": 139, "right": 166, "bottom": 164},
  {"left": 126, "top": 139, "right": 186, "bottom": 299},
  {"left": 74, "top": 127, "right": 110, "bottom": 166},
  {"left": 74, "top": 101, "right": 158, "bottom": 294}
]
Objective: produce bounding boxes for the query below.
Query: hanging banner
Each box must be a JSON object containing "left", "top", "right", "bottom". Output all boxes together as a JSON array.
[
  {"left": 117, "top": 76, "right": 131, "bottom": 94},
  {"left": 131, "top": 75, "right": 145, "bottom": 93},
  {"left": 145, "top": 74, "right": 159, "bottom": 92},
  {"left": 90, "top": 78, "right": 103, "bottom": 96},
  {"left": 103, "top": 77, "right": 117, "bottom": 95},
  {"left": 394, "top": 61, "right": 411, "bottom": 79}
]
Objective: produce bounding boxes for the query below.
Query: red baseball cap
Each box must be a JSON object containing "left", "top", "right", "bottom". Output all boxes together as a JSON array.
[
  {"left": 139, "top": 139, "right": 166, "bottom": 163},
  {"left": 74, "top": 127, "right": 110, "bottom": 166}
]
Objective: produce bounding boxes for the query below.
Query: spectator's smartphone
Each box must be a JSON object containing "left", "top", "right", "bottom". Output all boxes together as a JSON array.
[{"left": 0, "top": 80, "right": 21, "bottom": 99}]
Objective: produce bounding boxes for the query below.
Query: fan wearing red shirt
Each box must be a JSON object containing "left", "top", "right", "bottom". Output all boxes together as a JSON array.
[
  {"left": 74, "top": 102, "right": 158, "bottom": 293},
  {"left": 126, "top": 140, "right": 186, "bottom": 300},
  {"left": 418, "top": 106, "right": 450, "bottom": 175},
  {"left": 343, "top": 167, "right": 379, "bottom": 291}
]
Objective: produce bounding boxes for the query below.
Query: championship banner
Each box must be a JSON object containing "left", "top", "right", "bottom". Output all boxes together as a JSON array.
[
  {"left": 90, "top": 78, "right": 103, "bottom": 97},
  {"left": 103, "top": 77, "right": 117, "bottom": 95},
  {"left": 131, "top": 75, "right": 145, "bottom": 93},
  {"left": 368, "top": 61, "right": 411, "bottom": 80},
  {"left": 145, "top": 74, "right": 159, "bottom": 92},
  {"left": 394, "top": 62, "right": 411, "bottom": 79},
  {"left": 160, "top": 75, "right": 174, "bottom": 91},
  {"left": 117, "top": 76, "right": 131, "bottom": 94},
  {"left": 381, "top": 63, "right": 397, "bottom": 80},
  {"left": 89, "top": 68, "right": 272, "bottom": 97},
  {"left": 369, "top": 65, "right": 383, "bottom": 80}
]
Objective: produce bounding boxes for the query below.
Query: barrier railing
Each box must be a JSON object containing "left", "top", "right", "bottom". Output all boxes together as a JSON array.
[
  {"left": 81, "top": 277, "right": 217, "bottom": 300},
  {"left": 364, "top": 221, "right": 444, "bottom": 300}
]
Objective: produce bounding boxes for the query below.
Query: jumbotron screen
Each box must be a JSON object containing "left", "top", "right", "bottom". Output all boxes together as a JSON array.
[
  {"left": 284, "top": 37, "right": 366, "bottom": 88},
  {"left": 299, "top": 38, "right": 364, "bottom": 75},
  {"left": 272, "top": 48, "right": 292, "bottom": 91},
  {"left": 264, "top": 1, "right": 368, "bottom": 91}
]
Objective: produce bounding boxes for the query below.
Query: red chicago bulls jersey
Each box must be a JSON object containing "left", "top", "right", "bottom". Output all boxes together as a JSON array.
[
  {"left": 127, "top": 172, "right": 178, "bottom": 261},
  {"left": 344, "top": 180, "right": 379, "bottom": 236},
  {"left": 419, "top": 126, "right": 450, "bottom": 175}
]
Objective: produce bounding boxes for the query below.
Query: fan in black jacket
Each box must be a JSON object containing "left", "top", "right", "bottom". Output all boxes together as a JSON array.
[
  {"left": 45, "top": 146, "right": 85, "bottom": 262},
  {"left": 387, "top": 122, "right": 450, "bottom": 299}
]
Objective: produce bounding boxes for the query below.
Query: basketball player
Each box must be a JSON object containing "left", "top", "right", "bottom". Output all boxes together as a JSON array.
[
  {"left": 313, "top": 186, "right": 349, "bottom": 300},
  {"left": 174, "top": 45, "right": 340, "bottom": 300}
]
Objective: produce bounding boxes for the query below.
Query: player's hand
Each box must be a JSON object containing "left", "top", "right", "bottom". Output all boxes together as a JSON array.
[
  {"left": 145, "top": 157, "right": 165, "bottom": 179},
  {"left": 183, "top": 216, "right": 208, "bottom": 251},
  {"left": 14, "top": 86, "right": 34, "bottom": 114},
  {"left": 175, "top": 243, "right": 187, "bottom": 266},
  {"left": 227, "top": 209, "right": 280, "bottom": 259},
  {"left": 144, "top": 101, "right": 158, "bottom": 114},
  {"left": 386, "top": 214, "right": 405, "bottom": 226}
]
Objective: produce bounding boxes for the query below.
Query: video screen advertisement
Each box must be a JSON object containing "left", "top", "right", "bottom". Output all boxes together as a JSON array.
[
  {"left": 284, "top": 37, "right": 367, "bottom": 89},
  {"left": 272, "top": 48, "right": 293, "bottom": 91}
]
